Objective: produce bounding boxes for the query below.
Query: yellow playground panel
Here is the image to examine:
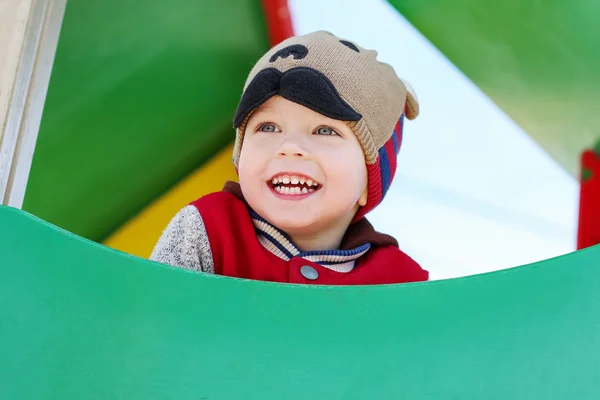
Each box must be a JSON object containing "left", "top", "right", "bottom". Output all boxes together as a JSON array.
[{"left": 104, "top": 144, "right": 238, "bottom": 258}]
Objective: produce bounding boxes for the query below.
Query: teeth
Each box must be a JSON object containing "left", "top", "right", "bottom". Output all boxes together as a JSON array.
[
  {"left": 270, "top": 174, "right": 320, "bottom": 189},
  {"left": 273, "top": 185, "right": 316, "bottom": 195}
]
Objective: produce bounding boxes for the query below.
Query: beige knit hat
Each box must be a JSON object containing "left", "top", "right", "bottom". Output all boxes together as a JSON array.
[{"left": 232, "top": 30, "right": 419, "bottom": 220}]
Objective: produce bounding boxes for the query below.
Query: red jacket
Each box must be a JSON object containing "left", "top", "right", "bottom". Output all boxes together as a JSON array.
[{"left": 189, "top": 182, "right": 428, "bottom": 285}]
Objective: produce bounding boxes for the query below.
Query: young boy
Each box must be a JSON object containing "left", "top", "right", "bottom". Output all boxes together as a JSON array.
[{"left": 150, "top": 31, "right": 428, "bottom": 285}]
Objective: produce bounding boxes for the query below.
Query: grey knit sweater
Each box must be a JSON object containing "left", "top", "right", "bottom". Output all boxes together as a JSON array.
[{"left": 149, "top": 205, "right": 215, "bottom": 273}]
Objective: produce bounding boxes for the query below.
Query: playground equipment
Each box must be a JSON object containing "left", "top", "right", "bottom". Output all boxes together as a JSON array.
[
  {"left": 2, "top": 205, "right": 600, "bottom": 399},
  {"left": 2, "top": 0, "right": 600, "bottom": 398}
]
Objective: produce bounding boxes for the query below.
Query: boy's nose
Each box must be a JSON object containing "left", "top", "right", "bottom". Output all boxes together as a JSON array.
[{"left": 276, "top": 140, "right": 307, "bottom": 158}]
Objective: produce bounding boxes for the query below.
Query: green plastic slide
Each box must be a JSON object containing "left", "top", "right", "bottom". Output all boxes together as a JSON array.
[
  {"left": 388, "top": 0, "right": 600, "bottom": 177},
  {"left": 2, "top": 204, "right": 600, "bottom": 399}
]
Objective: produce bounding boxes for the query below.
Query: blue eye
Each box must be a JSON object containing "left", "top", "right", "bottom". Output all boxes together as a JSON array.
[
  {"left": 316, "top": 126, "right": 336, "bottom": 136},
  {"left": 259, "top": 123, "right": 279, "bottom": 133}
]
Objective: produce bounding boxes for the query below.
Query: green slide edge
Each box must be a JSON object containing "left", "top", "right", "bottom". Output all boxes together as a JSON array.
[{"left": 2, "top": 204, "right": 600, "bottom": 399}]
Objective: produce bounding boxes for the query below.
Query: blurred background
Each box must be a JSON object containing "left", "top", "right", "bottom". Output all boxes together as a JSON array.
[{"left": 20, "top": 0, "right": 599, "bottom": 280}]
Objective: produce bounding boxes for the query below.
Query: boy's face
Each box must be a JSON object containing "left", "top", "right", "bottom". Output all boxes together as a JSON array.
[{"left": 238, "top": 95, "right": 368, "bottom": 240}]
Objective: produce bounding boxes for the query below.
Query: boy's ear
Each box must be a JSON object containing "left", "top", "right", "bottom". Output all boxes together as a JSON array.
[
  {"left": 401, "top": 78, "right": 419, "bottom": 120},
  {"left": 358, "top": 186, "right": 368, "bottom": 207}
]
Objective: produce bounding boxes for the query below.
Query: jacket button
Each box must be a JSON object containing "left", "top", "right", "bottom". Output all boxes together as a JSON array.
[{"left": 300, "top": 265, "right": 318, "bottom": 280}]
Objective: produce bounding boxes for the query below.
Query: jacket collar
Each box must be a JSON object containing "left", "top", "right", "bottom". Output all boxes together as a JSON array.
[{"left": 222, "top": 181, "right": 398, "bottom": 272}]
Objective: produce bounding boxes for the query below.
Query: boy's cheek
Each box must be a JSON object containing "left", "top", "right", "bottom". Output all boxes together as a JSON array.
[
  {"left": 320, "top": 152, "right": 365, "bottom": 177},
  {"left": 239, "top": 142, "right": 264, "bottom": 167},
  {"left": 241, "top": 138, "right": 274, "bottom": 157}
]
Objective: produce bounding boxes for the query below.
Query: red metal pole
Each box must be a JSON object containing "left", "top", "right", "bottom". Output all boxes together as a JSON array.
[
  {"left": 577, "top": 147, "right": 600, "bottom": 249},
  {"left": 261, "top": 0, "right": 295, "bottom": 47}
]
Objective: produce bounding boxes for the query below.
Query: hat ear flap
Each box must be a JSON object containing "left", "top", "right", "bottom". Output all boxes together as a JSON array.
[{"left": 401, "top": 78, "right": 419, "bottom": 120}]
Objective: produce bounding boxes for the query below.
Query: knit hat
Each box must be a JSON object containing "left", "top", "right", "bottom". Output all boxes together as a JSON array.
[{"left": 232, "top": 30, "right": 419, "bottom": 221}]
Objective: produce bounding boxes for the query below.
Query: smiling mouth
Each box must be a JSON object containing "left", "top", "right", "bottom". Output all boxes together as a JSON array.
[{"left": 267, "top": 173, "right": 322, "bottom": 195}]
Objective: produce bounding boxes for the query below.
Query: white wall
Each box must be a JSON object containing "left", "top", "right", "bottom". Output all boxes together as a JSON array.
[{"left": 0, "top": 0, "right": 66, "bottom": 207}]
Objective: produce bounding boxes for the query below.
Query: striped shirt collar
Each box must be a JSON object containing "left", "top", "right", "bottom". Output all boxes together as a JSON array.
[{"left": 250, "top": 210, "right": 370, "bottom": 273}]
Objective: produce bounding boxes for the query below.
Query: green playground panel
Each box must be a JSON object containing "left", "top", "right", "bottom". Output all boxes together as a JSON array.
[
  {"left": 22, "top": 0, "right": 269, "bottom": 243},
  {"left": 1, "top": 204, "right": 600, "bottom": 399},
  {"left": 389, "top": 0, "right": 600, "bottom": 176}
]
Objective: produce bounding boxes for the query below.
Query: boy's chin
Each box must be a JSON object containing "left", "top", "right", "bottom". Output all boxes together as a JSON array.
[{"left": 264, "top": 211, "right": 322, "bottom": 234}]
